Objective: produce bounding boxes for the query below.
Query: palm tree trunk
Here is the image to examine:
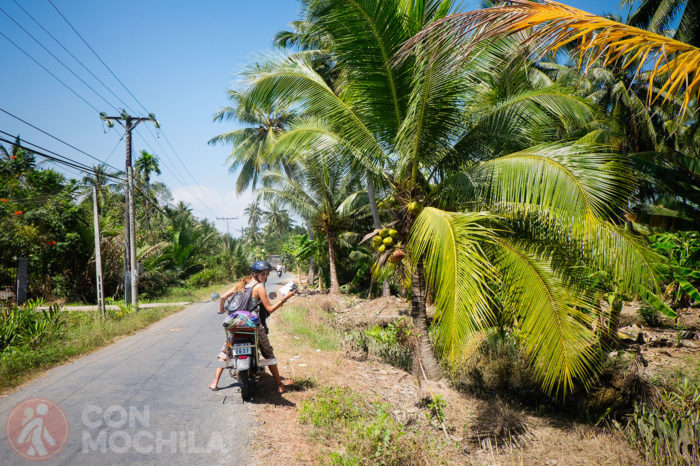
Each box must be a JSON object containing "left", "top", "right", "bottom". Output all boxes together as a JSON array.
[
  {"left": 306, "top": 222, "right": 316, "bottom": 288},
  {"left": 367, "top": 176, "right": 390, "bottom": 298},
  {"left": 411, "top": 261, "right": 442, "bottom": 380},
  {"left": 328, "top": 237, "right": 340, "bottom": 294}
]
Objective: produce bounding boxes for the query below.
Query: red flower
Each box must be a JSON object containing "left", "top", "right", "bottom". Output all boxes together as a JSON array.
[
  {"left": 1, "top": 199, "right": 6, "bottom": 202},
  {"left": 14, "top": 210, "right": 22, "bottom": 215},
  {"left": 52, "top": 241, "right": 57, "bottom": 245},
  {"left": 10, "top": 155, "right": 16, "bottom": 159}
]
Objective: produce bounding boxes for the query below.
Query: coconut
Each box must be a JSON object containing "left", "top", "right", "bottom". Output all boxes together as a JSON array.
[
  {"left": 372, "top": 236, "right": 383, "bottom": 248},
  {"left": 390, "top": 249, "right": 405, "bottom": 262},
  {"left": 377, "top": 244, "right": 386, "bottom": 253},
  {"left": 407, "top": 201, "right": 421, "bottom": 215},
  {"left": 382, "top": 237, "right": 394, "bottom": 246},
  {"left": 379, "top": 228, "right": 389, "bottom": 237},
  {"left": 388, "top": 229, "right": 399, "bottom": 239}
]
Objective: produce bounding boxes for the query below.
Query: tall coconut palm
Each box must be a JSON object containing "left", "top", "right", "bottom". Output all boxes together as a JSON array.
[
  {"left": 209, "top": 89, "right": 297, "bottom": 194},
  {"left": 81, "top": 164, "right": 121, "bottom": 213},
  {"left": 263, "top": 200, "right": 292, "bottom": 239},
  {"left": 240, "top": 0, "right": 667, "bottom": 396},
  {"left": 135, "top": 151, "right": 161, "bottom": 229},
  {"left": 243, "top": 198, "right": 265, "bottom": 244},
  {"left": 258, "top": 158, "right": 367, "bottom": 294}
]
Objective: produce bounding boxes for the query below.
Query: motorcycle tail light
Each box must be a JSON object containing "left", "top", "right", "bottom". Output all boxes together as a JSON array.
[{"left": 238, "top": 356, "right": 248, "bottom": 359}]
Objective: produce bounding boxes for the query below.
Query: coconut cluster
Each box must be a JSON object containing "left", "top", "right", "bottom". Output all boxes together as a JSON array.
[{"left": 371, "top": 228, "right": 405, "bottom": 262}]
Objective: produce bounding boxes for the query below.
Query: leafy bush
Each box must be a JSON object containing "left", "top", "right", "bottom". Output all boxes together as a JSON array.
[
  {"left": 618, "top": 380, "right": 700, "bottom": 465},
  {"left": 649, "top": 231, "right": 700, "bottom": 309},
  {"left": 638, "top": 302, "right": 661, "bottom": 327},
  {"left": 345, "top": 318, "right": 413, "bottom": 371},
  {"left": 0, "top": 300, "right": 65, "bottom": 351},
  {"left": 299, "top": 386, "right": 428, "bottom": 465}
]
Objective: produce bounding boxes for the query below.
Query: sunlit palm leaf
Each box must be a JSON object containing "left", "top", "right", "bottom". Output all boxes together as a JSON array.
[
  {"left": 408, "top": 207, "right": 497, "bottom": 362},
  {"left": 402, "top": 0, "right": 700, "bottom": 115},
  {"left": 490, "top": 238, "right": 599, "bottom": 396}
]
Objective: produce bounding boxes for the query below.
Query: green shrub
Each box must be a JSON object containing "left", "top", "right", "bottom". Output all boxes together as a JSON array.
[
  {"left": 638, "top": 302, "right": 661, "bottom": 327},
  {"left": 345, "top": 318, "right": 413, "bottom": 371},
  {"left": 299, "top": 386, "right": 427, "bottom": 465},
  {"left": 0, "top": 300, "right": 65, "bottom": 351},
  {"left": 187, "top": 268, "right": 218, "bottom": 287},
  {"left": 618, "top": 379, "right": 700, "bottom": 465}
]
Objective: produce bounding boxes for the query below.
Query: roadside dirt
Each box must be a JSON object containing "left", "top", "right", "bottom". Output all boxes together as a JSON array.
[{"left": 247, "top": 295, "right": 664, "bottom": 465}]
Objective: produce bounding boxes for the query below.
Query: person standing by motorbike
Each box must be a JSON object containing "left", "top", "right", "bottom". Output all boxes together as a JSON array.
[{"left": 209, "top": 260, "right": 295, "bottom": 393}]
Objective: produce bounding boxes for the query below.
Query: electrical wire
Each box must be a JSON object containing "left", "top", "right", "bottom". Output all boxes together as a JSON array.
[
  {"left": 0, "top": 132, "right": 126, "bottom": 183},
  {"left": 0, "top": 30, "right": 100, "bottom": 113},
  {"left": 48, "top": 0, "right": 150, "bottom": 115},
  {"left": 0, "top": 6, "right": 120, "bottom": 112},
  {"left": 45, "top": 0, "right": 229, "bottom": 219},
  {"left": 0, "top": 107, "right": 124, "bottom": 174},
  {"left": 11, "top": 0, "right": 137, "bottom": 115}
]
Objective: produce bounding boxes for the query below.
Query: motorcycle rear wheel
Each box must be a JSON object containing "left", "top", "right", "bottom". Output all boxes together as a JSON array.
[{"left": 238, "top": 369, "right": 253, "bottom": 400}]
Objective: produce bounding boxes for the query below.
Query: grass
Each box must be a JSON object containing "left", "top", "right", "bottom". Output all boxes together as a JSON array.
[
  {"left": 298, "top": 386, "right": 439, "bottom": 464},
  {"left": 279, "top": 306, "right": 341, "bottom": 351}
]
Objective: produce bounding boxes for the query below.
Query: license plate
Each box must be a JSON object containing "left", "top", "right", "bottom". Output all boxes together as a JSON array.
[{"left": 233, "top": 344, "right": 251, "bottom": 355}]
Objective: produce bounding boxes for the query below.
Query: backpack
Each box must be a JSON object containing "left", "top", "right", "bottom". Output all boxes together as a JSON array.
[{"left": 223, "top": 286, "right": 255, "bottom": 315}]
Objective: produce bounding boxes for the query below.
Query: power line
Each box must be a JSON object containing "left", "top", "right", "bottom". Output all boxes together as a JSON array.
[
  {"left": 48, "top": 0, "right": 150, "bottom": 115},
  {"left": 0, "top": 30, "right": 100, "bottom": 113},
  {"left": 44, "top": 0, "right": 228, "bottom": 218},
  {"left": 0, "top": 5, "right": 119, "bottom": 112},
  {"left": 11, "top": 0, "right": 137, "bottom": 115},
  {"left": 0, "top": 107, "right": 124, "bottom": 174},
  {"left": 0, "top": 132, "right": 126, "bottom": 183},
  {"left": 103, "top": 132, "right": 125, "bottom": 164}
]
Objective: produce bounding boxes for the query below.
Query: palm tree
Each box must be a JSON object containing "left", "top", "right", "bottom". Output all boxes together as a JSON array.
[
  {"left": 624, "top": 0, "right": 700, "bottom": 47},
  {"left": 404, "top": 0, "right": 700, "bottom": 116},
  {"left": 209, "top": 89, "right": 297, "bottom": 194},
  {"left": 243, "top": 198, "right": 265, "bottom": 244},
  {"left": 81, "top": 164, "right": 121, "bottom": 212},
  {"left": 240, "top": 0, "right": 666, "bottom": 396},
  {"left": 135, "top": 150, "right": 161, "bottom": 189},
  {"left": 259, "top": 159, "right": 367, "bottom": 294},
  {"left": 134, "top": 151, "right": 161, "bottom": 229},
  {"left": 263, "top": 200, "right": 292, "bottom": 239}
]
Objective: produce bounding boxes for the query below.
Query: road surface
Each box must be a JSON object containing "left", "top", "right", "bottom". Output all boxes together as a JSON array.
[{"left": 0, "top": 272, "right": 293, "bottom": 465}]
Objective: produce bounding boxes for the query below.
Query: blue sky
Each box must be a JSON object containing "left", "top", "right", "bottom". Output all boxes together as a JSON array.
[{"left": 0, "top": 0, "right": 627, "bottom": 234}]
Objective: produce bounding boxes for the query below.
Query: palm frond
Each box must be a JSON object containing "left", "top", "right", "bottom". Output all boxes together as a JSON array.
[
  {"left": 408, "top": 207, "right": 497, "bottom": 362},
  {"left": 490, "top": 238, "right": 599, "bottom": 396},
  {"left": 476, "top": 142, "right": 633, "bottom": 219},
  {"left": 402, "top": 0, "right": 700, "bottom": 115}
]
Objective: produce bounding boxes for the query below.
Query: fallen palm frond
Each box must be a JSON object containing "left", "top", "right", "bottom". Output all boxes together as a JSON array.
[{"left": 401, "top": 0, "right": 700, "bottom": 115}]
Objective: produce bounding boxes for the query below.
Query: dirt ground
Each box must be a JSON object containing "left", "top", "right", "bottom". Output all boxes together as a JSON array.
[{"left": 240, "top": 295, "right": 680, "bottom": 465}]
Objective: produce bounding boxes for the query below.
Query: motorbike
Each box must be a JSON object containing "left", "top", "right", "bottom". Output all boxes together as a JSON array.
[
  {"left": 223, "top": 292, "right": 279, "bottom": 400},
  {"left": 277, "top": 268, "right": 283, "bottom": 278}
]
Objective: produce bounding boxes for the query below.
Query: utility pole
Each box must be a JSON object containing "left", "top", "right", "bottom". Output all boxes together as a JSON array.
[
  {"left": 100, "top": 110, "right": 159, "bottom": 309},
  {"left": 92, "top": 185, "right": 105, "bottom": 318},
  {"left": 216, "top": 216, "right": 238, "bottom": 251}
]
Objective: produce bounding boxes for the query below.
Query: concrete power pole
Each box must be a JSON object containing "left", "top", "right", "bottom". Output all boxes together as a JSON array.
[
  {"left": 92, "top": 185, "right": 106, "bottom": 318},
  {"left": 100, "top": 110, "right": 159, "bottom": 309},
  {"left": 216, "top": 216, "right": 238, "bottom": 251}
]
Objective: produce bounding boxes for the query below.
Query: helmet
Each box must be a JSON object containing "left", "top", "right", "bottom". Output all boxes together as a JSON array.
[{"left": 251, "top": 260, "right": 272, "bottom": 273}]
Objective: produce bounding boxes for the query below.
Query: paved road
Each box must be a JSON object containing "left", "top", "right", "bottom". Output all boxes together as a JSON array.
[{"left": 0, "top": 272, "right": 293, "bottom": 465}]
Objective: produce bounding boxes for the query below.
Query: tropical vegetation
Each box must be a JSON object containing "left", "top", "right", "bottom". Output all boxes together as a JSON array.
[{"left": 210, "top": 0, "right": 698, "bottom": 404}]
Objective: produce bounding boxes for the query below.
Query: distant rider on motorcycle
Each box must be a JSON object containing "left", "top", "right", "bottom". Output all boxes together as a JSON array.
[{"left": 209, "top": 260, "right": 295, "bottom": 393}]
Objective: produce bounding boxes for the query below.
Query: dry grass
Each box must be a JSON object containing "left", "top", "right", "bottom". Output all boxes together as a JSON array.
[{"left": 251, "top": 295, "right": 644, "bottom": 465}]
